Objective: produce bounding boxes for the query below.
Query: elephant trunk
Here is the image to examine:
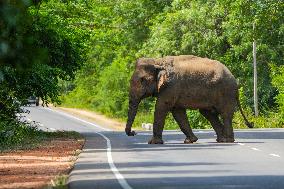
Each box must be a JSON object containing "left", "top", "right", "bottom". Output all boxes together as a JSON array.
[{"left": 125, "top": 96, "right": 140, "bottom": 136}]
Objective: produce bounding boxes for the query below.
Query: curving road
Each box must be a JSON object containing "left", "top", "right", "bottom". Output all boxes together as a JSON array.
[{"left": 24, "top": 106, "right": 284, "bottom": 189}]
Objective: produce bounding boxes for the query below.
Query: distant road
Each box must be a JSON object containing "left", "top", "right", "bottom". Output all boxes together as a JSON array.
[{"left": 24, "top": 106, "right": 284, "bottom": 189}]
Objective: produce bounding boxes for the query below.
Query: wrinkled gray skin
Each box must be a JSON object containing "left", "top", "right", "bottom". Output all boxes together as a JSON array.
[{"left": 126, "top": 55, "right": 252, "bottom": 144}]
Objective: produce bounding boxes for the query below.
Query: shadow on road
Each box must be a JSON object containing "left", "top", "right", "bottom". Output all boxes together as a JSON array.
[
  {"left": 69, "top": 175, "right": 284, "bottom": 189},
  {"left": 68, "top": 130, "right": 284, "bottom": 189}
]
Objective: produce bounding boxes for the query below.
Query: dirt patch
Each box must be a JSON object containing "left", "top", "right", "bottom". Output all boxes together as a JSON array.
[
  {"left": 55, "top": 107, "right": 125, "bottom": 131},
  {"left": 0, "top": 138, "right": 84, "bottom": 189}
]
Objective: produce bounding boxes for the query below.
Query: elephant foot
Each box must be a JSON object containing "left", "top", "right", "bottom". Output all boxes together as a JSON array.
[
  {"left": 184, "top": 136, "right": 198, "bottom": 144},
  {"left": 125, "top": 128, "right": 137, "bottom": 136},
  {"left": 217, "top": 137, "right": 235, "bottom": 143},
  {"left": 148, "top": 137, "right": 164, "bottom": 144}
]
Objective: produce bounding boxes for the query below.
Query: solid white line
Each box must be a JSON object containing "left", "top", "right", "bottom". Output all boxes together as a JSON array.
[
  {"left": 45, "top": 108, "right": 110, "bottom": 131},
  {"left": 96, "top": 132, "right": 132, "bottom": 189},
  {"left": 45, "top": 107, "right": 132, "bottom": 189},
  {"left": 269, "top": 154, "right": 281, "bottom": 158},
  {"left": 251, "top": 147, "right": 261, "bottom": 151}
]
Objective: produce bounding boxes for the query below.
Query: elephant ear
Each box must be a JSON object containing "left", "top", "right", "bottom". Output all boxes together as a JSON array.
[{"left": 157, "top": 70, "right": 167, "bottom": 92}]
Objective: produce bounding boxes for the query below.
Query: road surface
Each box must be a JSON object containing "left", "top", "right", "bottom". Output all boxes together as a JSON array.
[{"left": 24, "top": 106, "right": 284, "bottom": 189}]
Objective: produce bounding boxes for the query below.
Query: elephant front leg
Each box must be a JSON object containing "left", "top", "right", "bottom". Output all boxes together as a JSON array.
[
  {"left": 148, "top": 100, "right": 169, "bottom": 144},
  {"left": 172, "top": 108, "right": 198, "bottom": 143}
]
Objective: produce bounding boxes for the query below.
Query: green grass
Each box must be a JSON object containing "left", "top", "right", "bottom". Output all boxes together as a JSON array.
[
  {"left": 59, "top": 98, "right": 284, "bottom": 130},
  {"left": 233, "top": 110, "right": 284, "bottom": 129},
  {"left": 0, "top": 120, "right": 83, "bottom": 152},
  {"left": 47, "top": 174, "right": 69, "bottom": 189}
]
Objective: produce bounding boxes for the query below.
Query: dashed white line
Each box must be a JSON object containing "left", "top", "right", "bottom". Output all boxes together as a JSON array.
[
  {"left": 269, "top": 154, "right": 281, "bottom": 158},
  {"left": 196, "top": 131, "right": 212, "bottom": 134},
  {"left": 251, "top": 147, "right": 261, "bottom": 151},
  {"left": 238, "top": 143, "right": 245, "bottom": 146},
  {"left": 237, "top": 142, "right": 281, "bottom": 158},
  {"left": 238, "top": 143, "right": 281, "bottom": 158}
]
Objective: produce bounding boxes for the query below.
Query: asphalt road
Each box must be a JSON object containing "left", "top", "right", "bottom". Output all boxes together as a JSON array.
[{"left": 24, "top": 106, "right": 284, "bottom": 189}]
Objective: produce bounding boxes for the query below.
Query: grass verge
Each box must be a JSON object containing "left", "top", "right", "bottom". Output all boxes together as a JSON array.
[
  {"left": 0, "top": 121, "right": 84, "bottom": 189},
  {"left": 0, "top": 118, "right": 83, "bottom": 152}
]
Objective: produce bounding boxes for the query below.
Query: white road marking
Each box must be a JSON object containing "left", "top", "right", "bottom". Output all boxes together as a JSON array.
[
  {"left": 251, "top": 147, "right": 261, "bottom": 151},
  {"left": 269, "top": 154, "right": 281, "bottom": 158},
  {"left": 137, "top": 133, "right": 151, "bottom": 136},
  {"left": 45, "top": 108, "right": 110, "bottom": 131},
  {"left": 96, "top": 132, "right": 132, "bottom": 189},
  {"left": 238, "top": 142, "right": 281, "bottom": 158},
  {"left": 45, "top": 107, "right": 132, "bottom": 189},
  {"left": 195, "top": 131, "right": 212, "bottom": 134}
]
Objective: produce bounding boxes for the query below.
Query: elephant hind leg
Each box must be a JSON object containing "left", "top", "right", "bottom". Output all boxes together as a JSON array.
[
  {"left": 199, "top": 109, "right": 224, "bottom": 142},
  {"left": 171, "top": 108, "right": 198, "bottom": 143}
]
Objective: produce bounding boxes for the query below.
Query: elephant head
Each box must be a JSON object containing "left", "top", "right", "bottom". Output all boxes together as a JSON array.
[{"left": 125, "top": 58, "right": 167, "bottom": 136}]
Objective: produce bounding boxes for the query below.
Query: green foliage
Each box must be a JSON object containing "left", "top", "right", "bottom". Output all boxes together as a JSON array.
[
  {"left": 59, "top": 0, "right": 283, "bottom": 129},
  {"left": 1, "top": 0, "right": 282, "bottom": 135},
  {"left": 61, "top": 0, "right": 171, "bottom": 121},
  {"left": 0, "top": 118, "right": 82, "bottom": 151},
  {"left": 271, "top": 65, "right": 284, "bottom": 125},
  {"left": 0, "top": 0, "right": 86, "bottom": 110},
  {"left": 0, "top": 0, "right": 87, "bottom": 148},
  {"left": 141, "top": 0, "right": 284, "bottom": 110},
  {"left": 93, "top": 56, "right": 132, "bottom": 117},
  {"left": 0, "top": 120, "right": 39, "bottom": 150},
  {"left": 51, "top": 174, "right": 68, "bottom": 189}
]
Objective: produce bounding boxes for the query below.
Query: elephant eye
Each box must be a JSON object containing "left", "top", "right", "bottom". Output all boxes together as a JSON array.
[
  {"left": 141, "top": 77, "right": 150, "bottom": 84},
  {"left": 140, "top": 77, "right": 146, "bottom": 82}
]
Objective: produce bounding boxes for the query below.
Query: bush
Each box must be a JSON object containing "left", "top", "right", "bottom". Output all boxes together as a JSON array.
[
  {"left": 271, "top": 65, "right": 284, "bottom": 126},
  {"left": 60, "top": 0, "right": 284, "bottom": 130},
  {"left": 93, "top": 56, "right": 132, "bottom": 117},
  {"left": 0, "top": 119, "right": 39, "bottom": 151}
]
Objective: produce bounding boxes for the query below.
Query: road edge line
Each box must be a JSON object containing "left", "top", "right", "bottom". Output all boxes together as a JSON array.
[
  {"left": 96, "top": 132, "right": 133, "bottom": 189},
  {"left": 45, "top": 107, "right": 110, "bottom": 131},
  {"left": 45, "top": 107, "right": 133, "bottom": 189}
]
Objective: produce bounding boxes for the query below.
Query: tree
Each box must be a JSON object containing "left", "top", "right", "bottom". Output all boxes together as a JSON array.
[{"left": 0, "top": 0, "right": 87, "bottom": 121}]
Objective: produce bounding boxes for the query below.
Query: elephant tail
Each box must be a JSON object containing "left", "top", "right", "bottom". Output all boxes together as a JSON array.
[{"left": 236, "top": 93, "right": 254, "bottom": 128}]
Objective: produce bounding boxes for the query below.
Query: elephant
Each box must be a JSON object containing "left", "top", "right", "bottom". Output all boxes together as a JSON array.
[{"left": 125, "top": 55, "right": 253, "bottom": 144}]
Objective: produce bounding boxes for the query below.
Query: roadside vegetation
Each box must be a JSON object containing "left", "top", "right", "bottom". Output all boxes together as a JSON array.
[
  {"left": 1, "top": 0, "right": 284, "bottom": 145},
  {"left": 0, "top": 130, "right": 84, "bottom": 189},
  {"left": 0, "top": 0, "right": 87, "bottom": 149},
  {"left": 59, "top": 0, "right": 284, "bottom": 129},
  {"left": 0, "top": 117, "right": 82, "bottom": 151}
]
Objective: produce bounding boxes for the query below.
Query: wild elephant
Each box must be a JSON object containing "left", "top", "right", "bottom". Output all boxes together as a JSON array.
[{"left": 125, "top": 55, "right": 253, "bottom": 144}]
